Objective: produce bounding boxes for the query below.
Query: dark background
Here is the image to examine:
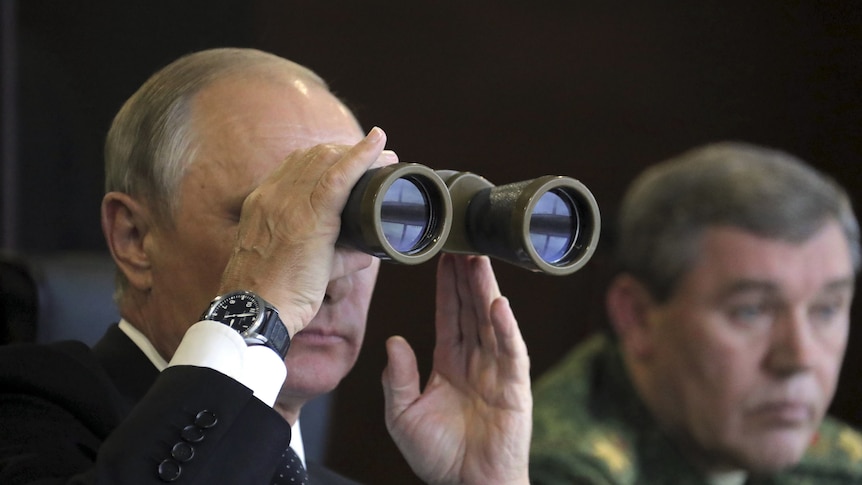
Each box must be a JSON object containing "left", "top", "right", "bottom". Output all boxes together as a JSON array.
[{"left": 2, "top": 1, "right": 860, "bottom": 483}]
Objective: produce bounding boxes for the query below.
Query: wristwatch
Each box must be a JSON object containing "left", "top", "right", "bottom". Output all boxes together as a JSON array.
[{"left": 201, "top": 290, "right": 291, "bottom": 359}]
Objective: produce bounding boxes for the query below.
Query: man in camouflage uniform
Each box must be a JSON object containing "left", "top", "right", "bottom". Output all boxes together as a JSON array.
[{"left": 530, "top": 142, "right": 862, "bottom": 484}]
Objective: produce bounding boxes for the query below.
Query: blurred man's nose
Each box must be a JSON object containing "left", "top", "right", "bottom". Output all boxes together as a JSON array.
[{"left": 765, "top": 310, "right": 817, "bottom": 376}]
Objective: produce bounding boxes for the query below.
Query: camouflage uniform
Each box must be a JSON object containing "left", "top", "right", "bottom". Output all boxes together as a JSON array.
[{"left": 530, "top": 334, "right": 862, "bottom": 485}]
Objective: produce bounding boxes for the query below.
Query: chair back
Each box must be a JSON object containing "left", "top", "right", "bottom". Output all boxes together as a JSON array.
[{"left": 0, "top": 251, "right": 119, "bottom": 345}]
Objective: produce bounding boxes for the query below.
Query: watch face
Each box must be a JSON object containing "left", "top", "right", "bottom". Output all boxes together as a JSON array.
[{"left": 209, "top": 292, "right": 262, "bottom": 333}]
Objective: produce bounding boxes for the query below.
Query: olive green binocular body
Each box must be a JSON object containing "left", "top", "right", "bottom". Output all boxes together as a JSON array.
[{"left": 339, "top": 162, "right": 600, "bottom": 276}]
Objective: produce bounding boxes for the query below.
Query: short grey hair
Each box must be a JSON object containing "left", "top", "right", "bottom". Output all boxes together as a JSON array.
[
  {"left": 103, "top": 48, "right": 330, "bottom": 298},
  {"left": 104, "top": 47, "right": 328, "bottom": 223},
  {"left": 615, "top": 141, "right": 860, "bottom": 302}
]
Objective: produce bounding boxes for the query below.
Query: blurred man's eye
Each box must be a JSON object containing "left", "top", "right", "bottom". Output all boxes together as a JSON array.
[
  {"left": 726, "top": 300, "right": 773, "bottom": 326},
  {"left": 809, "top": 298, "right": 846, "bottom": 325},
  {"left": 729, "top": 304, "right": 763, "bottom": 320}
]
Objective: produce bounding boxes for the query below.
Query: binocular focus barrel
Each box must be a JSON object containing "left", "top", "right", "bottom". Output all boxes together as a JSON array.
[
  {"left": 338, "top": 163, "right": 601, "bottom": 275},
  {"left": 438, "top": 170, "right": 601, "bottom": 275}
]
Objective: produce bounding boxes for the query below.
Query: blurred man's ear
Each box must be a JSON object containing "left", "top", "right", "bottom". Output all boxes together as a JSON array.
[
  {"left": 101, "top": 192, "right": 154, "bottom": 293},
  {"left": 606, "top": 274, "right": 657, "bottom": 359}
]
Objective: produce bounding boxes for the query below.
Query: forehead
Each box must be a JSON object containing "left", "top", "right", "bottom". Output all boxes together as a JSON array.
[
  {"left": 679, "top": 221, "right": 854, "bottom": 299},
  {"left": 188, "top": 69, "right": 363, "bottom": 182}
]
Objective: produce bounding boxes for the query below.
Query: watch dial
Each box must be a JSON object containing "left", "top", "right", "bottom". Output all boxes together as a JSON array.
[{"left": 212, "top": 293, "right": 261, "bottom": 332}]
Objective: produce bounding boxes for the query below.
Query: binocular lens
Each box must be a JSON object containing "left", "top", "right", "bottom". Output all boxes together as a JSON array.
[
  {"left": 529, "top": 189, "right": 578, "bottom": 264},
  {"left": 339, "top": 163, "right": 452, "bottom": 264},
  {"left": 380, "top": 177, "right": 431, "bottom": 253}
]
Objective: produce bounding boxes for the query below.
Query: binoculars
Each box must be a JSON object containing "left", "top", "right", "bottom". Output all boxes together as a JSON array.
[{"left": 339, "top": 163, "right": 601, "bottom": 276}]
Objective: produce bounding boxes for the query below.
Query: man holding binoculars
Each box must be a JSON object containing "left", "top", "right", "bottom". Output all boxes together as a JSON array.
[{"left": 0, "top": 48, "right": 538, "bottom": 484}]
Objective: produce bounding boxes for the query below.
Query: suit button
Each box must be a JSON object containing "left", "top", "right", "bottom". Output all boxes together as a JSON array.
[
  {"left": 171, "top": 441, "right": 195, "bottom": 462},
  {"left": 158, "top": 459, "right": 182, "bottom": 482},
  {"left": 181, "top": 424, "right": 205, "bottom": 443},
  {"left": 194, "top": 410, "right": 218, "bottom": 429}
]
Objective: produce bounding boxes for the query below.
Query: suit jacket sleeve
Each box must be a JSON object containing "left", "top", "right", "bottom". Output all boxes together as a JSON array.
[{"left": 0, "top": 342, "right": 293, "bottom": 484}]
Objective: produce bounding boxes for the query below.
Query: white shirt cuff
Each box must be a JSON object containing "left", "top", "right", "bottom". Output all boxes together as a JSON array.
[{"left": 168, "top": 320, "right": 287, "bottom": 407}]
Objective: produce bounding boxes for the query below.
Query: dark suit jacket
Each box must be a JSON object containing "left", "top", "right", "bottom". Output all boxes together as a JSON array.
[{"left": 0, "top": 324, "right": 359, "bottom": 485}]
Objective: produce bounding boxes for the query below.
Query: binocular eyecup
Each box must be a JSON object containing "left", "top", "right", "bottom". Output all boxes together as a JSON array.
[{"left": 338, "top": 162, "right": 601, "bottom": 276}]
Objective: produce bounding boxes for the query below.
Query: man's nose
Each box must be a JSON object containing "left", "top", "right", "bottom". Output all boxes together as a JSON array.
[
  {"left": 326, "top": 249, "right": 375, "bottom": 302},
  {"left": 330, "top": 248, "right": 375, "bottom": 281},
  {"left": 765, "top": 310, "right": 817, "bottom": 376}
]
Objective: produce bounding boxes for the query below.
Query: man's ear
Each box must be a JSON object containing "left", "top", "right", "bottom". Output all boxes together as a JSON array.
[
  {"left": 606, "top": 274, "right": 658, "bottom": 359},
  {"left": 101, "top": 192, "right": 154, "bottom": 292}
]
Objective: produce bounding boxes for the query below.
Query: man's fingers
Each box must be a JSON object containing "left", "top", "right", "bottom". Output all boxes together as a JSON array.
[
  {"left": 333, "top": 126, "right": 389, "bottom": 182},
  {"left": 465, "top": 256, "right": 504, "bottom": 350},
  {"left": 434, "top": 254, "right": 462, "bottom": 348},
  {"left": 490, "top": 297, "right": 515, "bottom": 352},
  {"left": 382, "top": 336, "right": 421, "bottom": 425},
  {"left": 490, "top": 296, "right": 528, "bottom": 363},
  {"left": 313, "top": 127, "right": 388, "bottom": 217},
  {"left": 375, "top": 149, "right": 400, "bottom": 169}
]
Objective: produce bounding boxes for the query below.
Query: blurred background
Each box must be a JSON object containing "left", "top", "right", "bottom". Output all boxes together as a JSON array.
[{"left": 2, "top": 1, "right": 860, "bottom": 483}]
